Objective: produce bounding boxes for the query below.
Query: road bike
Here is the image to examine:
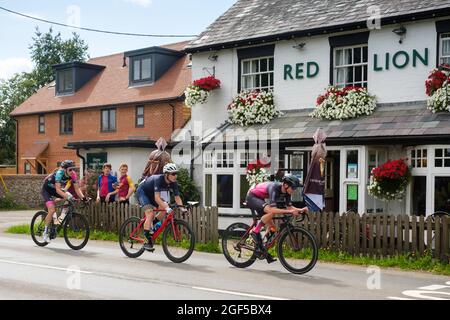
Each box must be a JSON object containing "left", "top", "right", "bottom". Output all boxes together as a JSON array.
[
  {"left": 119, "top": 202, "right": 198, "bottom": 263},
  {"left": 30, "top": 198, "right": 91, "bottom": 250},
  {"left": 221, "top": 208, "right": 318, "bottom": 274}
]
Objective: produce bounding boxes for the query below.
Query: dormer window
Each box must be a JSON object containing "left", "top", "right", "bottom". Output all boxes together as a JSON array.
[
  {"left": 132, "top": 55, "right": 152, "bottom": 84},
  {"left": 57, "top": 69, "right": 74, "bottom": 95},
  {"left": 125, "top": 46, "right": 184, "bottom": 87}
]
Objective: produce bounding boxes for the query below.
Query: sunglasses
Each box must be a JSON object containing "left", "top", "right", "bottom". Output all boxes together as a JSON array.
[{"left": 169, "top": 173, "right": 178, "bottom": 176}]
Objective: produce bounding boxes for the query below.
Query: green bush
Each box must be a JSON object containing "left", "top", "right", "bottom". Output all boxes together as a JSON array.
[
  {"left": 176, "top": 168, "right": 200, "bottom": 202},
  {"left": 0, "top": 192, "right": 28, "bottom": 210}
]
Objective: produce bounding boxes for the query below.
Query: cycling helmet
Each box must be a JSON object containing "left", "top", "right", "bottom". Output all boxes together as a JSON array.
[
  {"left": 163, "top": 163, "right": 179, "bottom": 174},
  {"left": 281, "top": 174, "right": 301, "bottom": 189},
  {"left": 61, "top": 160, "right": 75, "bottom": 169}
]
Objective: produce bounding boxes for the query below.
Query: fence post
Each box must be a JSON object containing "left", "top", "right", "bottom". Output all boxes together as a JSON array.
[
  {"left": 411, "top": 215, "right": 417, "bottom": 254},
  {"left": 354, "top": 213, "right": 360, "bottom": 256},
  {"left": 442, "top": 216, "right": 449, "bottom": 263},
  {"left": 361, "top": 214, "right": 367, "bottom": 255},
  {"left": 389, "top": 214, "right": 395, "bottom": 256},
  {"left": 426, "top": 216, "right": 432, "bottom": 255},
  {"left": 382, "top": 214, "right": 388, "bottom": 256},
  {"left": 404, "top": 215, "right": 410, "bottom": 253},
  {"left": 347, "top": 213, "right": 354, "bottom": 255},
  {"left": 434, "top": 216, "right": 441, "bottom": 260},
  {"left": 334, "top": 213, "right": 340, "bottom": 252},
  {"left": 418, "top": 215, "right": 425, "bottom": 256}
]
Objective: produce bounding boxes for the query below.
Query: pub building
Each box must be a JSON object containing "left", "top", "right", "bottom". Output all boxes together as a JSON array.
[{"left": 180, "top": 0, "right": 450, "bottom": 227}]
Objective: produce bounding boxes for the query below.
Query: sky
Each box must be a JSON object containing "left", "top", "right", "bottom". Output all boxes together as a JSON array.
[{"left": 0, "top": 0, "right": 237, "bottom": 80}]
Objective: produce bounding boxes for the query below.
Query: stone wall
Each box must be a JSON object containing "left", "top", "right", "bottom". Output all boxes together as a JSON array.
[{"left": 0, "top": 175, "right": 46, "bottom": 208}]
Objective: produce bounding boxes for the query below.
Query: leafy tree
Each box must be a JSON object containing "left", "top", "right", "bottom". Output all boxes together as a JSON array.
[
  {"left": 0, "top": 27, "right": 89, "bottom": 164},
  {"left": 29, "top": 27, "right": 89, "bottom": 89}
]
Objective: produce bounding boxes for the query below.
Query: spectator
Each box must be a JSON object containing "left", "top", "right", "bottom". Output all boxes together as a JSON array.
[
  {"left": 117, "top": 163, "right": 135, "bottom": 205},
  {"left": 96, "top": 163, "right": 118, "bottom": 204}
]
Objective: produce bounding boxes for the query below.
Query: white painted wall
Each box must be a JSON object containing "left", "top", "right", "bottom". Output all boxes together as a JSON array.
[
  {"left": 80, "top": 147, "right": 153, "bottom": 203},
  {"left": 190, "top": 19, "right": 440, "bottom": 132},
  {"left": 368, "top": 20, "right": 437, "bottom": 103}
]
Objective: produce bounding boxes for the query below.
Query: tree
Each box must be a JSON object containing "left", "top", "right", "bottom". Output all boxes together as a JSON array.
[
  {"left": 0, "top": 28, "right": 89, "bottom": 164},
  {"left": 29, "top": 27, "right": 89, "bottom": 89}
]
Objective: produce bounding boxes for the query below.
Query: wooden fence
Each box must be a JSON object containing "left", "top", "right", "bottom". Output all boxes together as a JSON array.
[
  {"left": 77, "top": 202, "right": 218, "bottom": 244},
  {"left": 294, "top": 212, "right": 450, "bottom": 263}
]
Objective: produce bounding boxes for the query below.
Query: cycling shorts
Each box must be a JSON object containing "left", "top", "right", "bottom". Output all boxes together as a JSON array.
[{"left": 245, "top": 193, "right": 268, "bottom": 217}]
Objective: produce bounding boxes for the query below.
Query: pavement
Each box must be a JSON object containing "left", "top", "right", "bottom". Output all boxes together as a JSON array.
[{"left": 0, "top": 210, "right": 449, "bottom": 300}]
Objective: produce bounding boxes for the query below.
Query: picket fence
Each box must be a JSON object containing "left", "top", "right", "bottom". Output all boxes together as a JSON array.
[{"left": 77, "top": 202, "right": 219, "bottom": 244}]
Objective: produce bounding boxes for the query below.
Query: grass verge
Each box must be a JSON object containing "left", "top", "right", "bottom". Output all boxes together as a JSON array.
[{"left": 6, "top": 224, "right": 448, "bottom": 275}]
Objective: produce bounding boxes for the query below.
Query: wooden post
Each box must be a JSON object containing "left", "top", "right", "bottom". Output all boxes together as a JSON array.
[
  {"left": 389, "top": 214, "right": 395, "bottom": 256},
  {"left": 434, "top": 216, "right": 441, "bottom": 260},
  {"left": 442, "top": 216, "right": 449, "bottom": 263},
  {"left": 375, "top": 214, "right": 381, "bottom": 256},
  {"left": 404, "top": 215, "right": 410, "bottom": 253},
  {"left": 361, "top": 214, "right": 367, "bottom": 255},
  {"left": 354, "top": 213, "right": 360, "bottom": 256},
  {"left": 426, "top": 216, "right": 432, "bottom": 254},
  {"left": 334, "top": 213, "right": 340, "bottom": 252},
  {"left": 418, "top": 215, "right": 425, "bottom": 255},
  {"left": 382, "top": 214, "right": 388, "bottom": 256},
  {"left": 347, "top": 213, "right": 354, "bottom": 255},
  {"left": 411, "top": 215, "right": 417, "bottom": 254}
]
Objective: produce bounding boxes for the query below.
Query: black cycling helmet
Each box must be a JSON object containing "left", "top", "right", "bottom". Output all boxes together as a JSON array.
[
  {"left": 61, "top": 160, "right": 75, "bottom": 169},
  {"left": 281, "top": 174, "right": 301, "bottom": 189}
]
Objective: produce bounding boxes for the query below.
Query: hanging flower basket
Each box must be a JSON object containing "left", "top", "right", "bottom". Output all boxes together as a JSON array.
[
  {"left": 310, "top": 86, "right": 377, "bottom": 120},
  {"left": 184, "top": 76, "right": 221, "bottom": 107},
  {"left": 246, "top": 159, "right": 271, "bottom": 188},
  {"left": 367, "top": 158, "right": 411, "bottom": 201},
  {"left": 227, "top": 90, "right": 282, "bottom": 126},
  {"left": 426, "top": 65, "right": 450, "bottom": 113}
]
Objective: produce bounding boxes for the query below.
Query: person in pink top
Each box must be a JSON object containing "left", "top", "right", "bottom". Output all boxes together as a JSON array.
[
  {"left": 117, "top": 163, "right": 135, "bottom": 205},
  {"left": 246, "top": 174, "right": 308, "bottom": 263}
]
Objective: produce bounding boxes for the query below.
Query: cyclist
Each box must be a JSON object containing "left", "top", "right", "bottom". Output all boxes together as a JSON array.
[
  {"left": 135, "top": 163, "right": 187, "bottom": 251},
  {"left": 246, "top": 174, "right": 309, "bottom": 263},
  {"left": 41, "top": 160, "right": 87, "bottom": 243}
]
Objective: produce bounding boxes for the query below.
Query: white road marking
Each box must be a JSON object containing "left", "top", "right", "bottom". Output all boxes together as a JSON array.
[
  {"left": 418, "top": 285, "right": 450, "bottom": 291},
  {"left": 0, "top": 258, "right": 288, "bottom": 300},
  {"left": 0, "top": 259, "right": 93, "bottom": 274},
  {"left": 387, "top": 296, "right": 415, "bottom": 300},
  {"left": 192, "top": 286, "right": 288, "bottom": 300}
]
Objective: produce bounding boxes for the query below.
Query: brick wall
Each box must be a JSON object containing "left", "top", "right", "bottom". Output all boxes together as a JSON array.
[
  {"left": 0, "top": 174, "right": 46, "bottom": 208},
  {"left": 15, "top": 101, "right": 190, "bottom": 174}
]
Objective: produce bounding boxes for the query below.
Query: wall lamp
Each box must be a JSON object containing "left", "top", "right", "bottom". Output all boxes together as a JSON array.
[
  {"left": 292, "top": 42, "right": 306, "bottom": 50},
  {"left": 208, "top": 54, "right": 219, "bottom": 62},
  {"left": 392, "top": 26, "right": 407, "bottom": 44}
]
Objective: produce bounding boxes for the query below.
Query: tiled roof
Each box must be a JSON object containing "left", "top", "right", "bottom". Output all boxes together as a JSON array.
[
  {"left": 187, "top": 0, "right": 450, "bottom": 51},
  {"left": 11, "top": 41, "right": 191, "bottom": 116},
  {"left": 204, "top": 102, "right": 450, "bottom": 145}
]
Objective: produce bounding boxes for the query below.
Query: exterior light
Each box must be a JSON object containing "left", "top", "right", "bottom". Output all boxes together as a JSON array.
[
  {"left": 292, "top": 42, "right": 306, "bottom": 50},
  {"left": 392, "top": 26, "right": 407, "bottom": 44}
]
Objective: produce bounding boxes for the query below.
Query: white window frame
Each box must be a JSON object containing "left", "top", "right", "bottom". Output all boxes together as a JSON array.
[
  {"left": 241, "top": 56, "right": 274, "bottom": 91},
  {"left": 406, "top": 145, "right": 450, "bottom": 216},
  {"left": 366, "top": 148, "right": 388, "bottom": 214},
  {"left": 439, "top": 33, "right": 450, "bottom": 65},
  {"left": 333, "top": 44, "right": 368, "bottom": 88}
]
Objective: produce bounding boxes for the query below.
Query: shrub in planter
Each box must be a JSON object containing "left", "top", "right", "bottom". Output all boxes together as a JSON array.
[
  {"left": 367, "top": 158, "right": 411, "bottom": 201},
  {"left": 175, "top": 168, "right": 200, "bottom": 203},
  {"left": 227, "top": 90, "right": 282, "bottom": 126},
  {"left": 184, "top": 76, "right": 221, "bottom": 107},
  {"left": 310, "top": 86, "right": 377, "bottom": 120}
]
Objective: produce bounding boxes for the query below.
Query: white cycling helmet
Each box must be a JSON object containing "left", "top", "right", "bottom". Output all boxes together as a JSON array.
[{"left": 163, "top": 163, "right": 179, "bottom": 174}]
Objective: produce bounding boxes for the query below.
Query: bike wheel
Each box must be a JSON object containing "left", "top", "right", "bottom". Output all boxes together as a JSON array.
[
  {"left": 30, "top": 210, "right": 49, "bottom": 247},
  {"left": 162, "top": 219, "right": 195, "bottom": 263},
  {"left": 119, "top": 217, "right": 145, "bottom": 258},
  {"left": 63, "top": 213, "right": 90, "bottom": 250},
  {"left": 221, "top": 222, "right": 256, "bottom": 268},
  {"left": 277, "top": 227, "right": 318, "bottom": 275}
]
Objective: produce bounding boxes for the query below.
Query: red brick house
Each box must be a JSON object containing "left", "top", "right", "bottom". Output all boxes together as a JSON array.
[{"left": 11, "top": 41, "right": 191, "bottom": 181}]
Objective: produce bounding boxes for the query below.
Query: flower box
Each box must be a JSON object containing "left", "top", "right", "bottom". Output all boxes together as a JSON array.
[{"left": 310, "top": 86, "right": 377, "bottom": 120}]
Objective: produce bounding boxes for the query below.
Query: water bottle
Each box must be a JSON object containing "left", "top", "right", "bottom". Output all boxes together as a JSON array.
[
  {"left": 153, "top": 221, "right": 162, "bottom": 232},
  {"left": 58, "top": 206, "right": 69, "bottom": 224}
]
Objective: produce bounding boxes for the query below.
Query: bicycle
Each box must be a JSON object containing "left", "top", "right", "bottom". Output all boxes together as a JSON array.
[
  {"left": 30, "top": 198, "right": 91, "bottom": 250},
  {"left": 221, "top": 208, "right": 318, "bottom": 274},
  {"left": 119, "top": 202, "right": 198, "bottom": 263}
]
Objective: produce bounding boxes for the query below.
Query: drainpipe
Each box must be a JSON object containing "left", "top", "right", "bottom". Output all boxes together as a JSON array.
[
  {"left": 169, "top": 103, "right": 176, "bottom": 133},
  {"left": 76, "top": 148, "right": 86, "bottom": 175},
  {"left": 13, "top": 118, "right": 18, "bottom": 174}
]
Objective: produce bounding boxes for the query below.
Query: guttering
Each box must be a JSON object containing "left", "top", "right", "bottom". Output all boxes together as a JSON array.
[{"left": 169, "top": 103, "right": 176, "bottom": 133}]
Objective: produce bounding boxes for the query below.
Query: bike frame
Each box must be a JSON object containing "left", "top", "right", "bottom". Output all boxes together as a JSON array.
[{"left": 129, "top": 208, "right": 181, "bottom": 243}]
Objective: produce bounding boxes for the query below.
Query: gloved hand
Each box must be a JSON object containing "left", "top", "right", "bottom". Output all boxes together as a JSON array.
[
  {"left": 165, "top": 207, "right": 173, "bottom": 214},
  {"left": 66, "top": 193, "right": 74, "bottom": 202}
]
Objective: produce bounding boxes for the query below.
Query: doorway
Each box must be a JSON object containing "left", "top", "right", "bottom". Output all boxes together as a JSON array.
[{"left": 324, "top": 151, "right": 340, "bottom": 213}]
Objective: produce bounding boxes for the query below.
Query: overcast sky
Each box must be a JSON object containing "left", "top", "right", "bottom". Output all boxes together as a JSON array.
[{"left": 0, "top": 0, "right": 236, "bottom": 80}]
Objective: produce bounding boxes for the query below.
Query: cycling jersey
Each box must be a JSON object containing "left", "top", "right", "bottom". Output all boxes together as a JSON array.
[
  {"left": 137, "top": 174, "right": 180, "bottom": 207},
  {"left": 118, "top": 174, "right": 135, "bottom": 198},
  {"left": 44, "top": 169, "right": 78, "bottom": 190},
  {"left": 250, "top": 182, "right": 292, "bottom": 207}
]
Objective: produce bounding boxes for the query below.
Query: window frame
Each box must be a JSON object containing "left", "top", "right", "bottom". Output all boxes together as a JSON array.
[
  {"left": 59, "top": 112, "right": 73, "bottom": 135},
  {"left": 333, "top": 44, "right": 368, "bottom": 88},
  {"left": 24, "top": 162, "right": 31, "bottom": 174},
  {"left": 101, "top": 108, "right": 117, "bottom": 132},
  {"left": 439, "top": 33, "right": 450, "bottom": 65},
  {"left": 38, "top": 114, "right": 45, "bottom": 134},
  {"left": 130, "top": 54, "right": 153, "bottom": 85},
  {"left": 56, "top": 69, "right": 74, "bottom": 95},
  {"left": 135, "top": 105, "right": 145, "bottom": 128},
  {"left": 240, "top": 56, "right": 274, "bottom": 91}
]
